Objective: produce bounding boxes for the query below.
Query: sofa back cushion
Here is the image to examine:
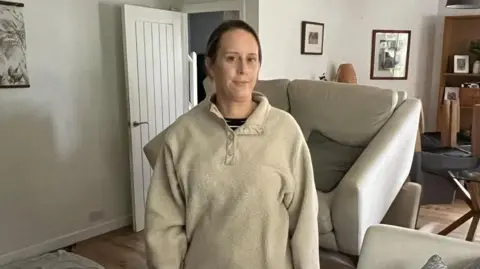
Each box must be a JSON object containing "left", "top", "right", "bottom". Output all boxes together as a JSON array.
[
  {"left": 203, "top": 78, "right": 290, "bottom": 112},
  {"left": 287, "top": 80, "right": 399, "bottom": 147},
  {"left": 307, "top": 130, "right": 365, "bottom": 192},
  {"left": 254, "top": 79, "right": 290, "bottom": 111},
  {"left": 396, "top": 90, "right": 407, "bottom": 108}
]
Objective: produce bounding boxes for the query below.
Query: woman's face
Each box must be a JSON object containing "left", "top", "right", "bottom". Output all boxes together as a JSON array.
[{"left": 207, "top": 29, "right": 260, "bottom": 102}]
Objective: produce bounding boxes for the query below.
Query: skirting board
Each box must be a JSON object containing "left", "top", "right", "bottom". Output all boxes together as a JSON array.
[{"left": 0, "top": 216, "right": 132, "bottom": 266}]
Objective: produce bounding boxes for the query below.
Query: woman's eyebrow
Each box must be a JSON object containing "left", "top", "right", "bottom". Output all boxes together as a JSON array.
[{"left": 223, "top": 51, "right": 257, "bottom": 56}]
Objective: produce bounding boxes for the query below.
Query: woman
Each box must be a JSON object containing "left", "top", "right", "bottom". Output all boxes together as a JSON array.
[{"left": 144, "top": 20, "right": 320, "bottom": 269}]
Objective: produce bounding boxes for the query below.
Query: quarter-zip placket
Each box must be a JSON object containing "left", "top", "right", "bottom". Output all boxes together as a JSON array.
[{"left": 225, "top": 130, "right": 236, "bottom": 165}]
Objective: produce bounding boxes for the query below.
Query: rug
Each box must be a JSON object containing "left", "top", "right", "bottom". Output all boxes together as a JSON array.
[{"left": 0, "top": 250, "right": 104, "bottom": 269}]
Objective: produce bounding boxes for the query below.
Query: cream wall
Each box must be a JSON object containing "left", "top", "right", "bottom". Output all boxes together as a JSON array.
[
  {"left": 0, "top": 0, "right": 175, "bottom": 265},
  {"left": 337, "top": 0, "right": 438, "bottom": 98},
  {"left": 258, "top": 0, "right": 349, "bottom": 80},
  {"left": 257, "top": 0, "right": 439, "bottom": 128}
]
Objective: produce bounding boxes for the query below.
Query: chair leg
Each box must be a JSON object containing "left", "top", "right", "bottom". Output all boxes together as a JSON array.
[
  {"left": 466, "top": 215, "right": 480, "bottom": 241},
  {"left": 438, "top": 211, "right": 473, "bottom": 235}
]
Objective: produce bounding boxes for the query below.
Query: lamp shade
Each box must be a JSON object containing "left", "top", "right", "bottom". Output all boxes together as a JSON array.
[
  {"left": 446, "top": 0, "right": 480, "bottom": 9},
  {"left": 335, "top": 64, "right": 357, "bottom": 84}
]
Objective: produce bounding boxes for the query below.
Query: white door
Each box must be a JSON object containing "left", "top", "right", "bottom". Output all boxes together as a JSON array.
[{"left": 122, "top": 4, "right": 188, "bottom": 232}]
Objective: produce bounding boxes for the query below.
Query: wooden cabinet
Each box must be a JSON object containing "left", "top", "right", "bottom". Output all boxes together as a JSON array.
[
  {"left": 460, "top": 87, "right": 480, "bottom": 107},
  {"left": 436, "top": 15, "right": 480, "bottom": 136}
]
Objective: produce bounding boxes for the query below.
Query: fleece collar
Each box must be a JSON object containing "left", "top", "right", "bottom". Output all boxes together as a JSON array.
[{"left": 207, "top": 91, "right": 271, "bottom": 135}]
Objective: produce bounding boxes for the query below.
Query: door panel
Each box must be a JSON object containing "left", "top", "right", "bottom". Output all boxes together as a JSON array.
[{"left": 122, "top": 4, "right": 186, "bottom": 232}]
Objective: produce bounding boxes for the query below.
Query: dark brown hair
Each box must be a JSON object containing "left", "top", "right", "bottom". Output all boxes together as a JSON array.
[{"left": 205, "top": 20, "right": 262, "bottom": 63}]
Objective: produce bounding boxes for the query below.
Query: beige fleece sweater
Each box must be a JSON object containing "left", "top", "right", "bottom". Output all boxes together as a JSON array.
[{"left": 143, "top": 92, "right": 320, "bottom": 269}]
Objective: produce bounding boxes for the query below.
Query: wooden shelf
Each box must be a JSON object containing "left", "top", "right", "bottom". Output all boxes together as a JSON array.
[
  {"left": 444, "top": 73, "right": 480, "bottom": 77},
  {"left": 436, "top": 15, "right": 480, "bottom": 131}
]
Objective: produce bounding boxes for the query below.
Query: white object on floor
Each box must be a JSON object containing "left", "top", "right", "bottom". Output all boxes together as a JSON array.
[
  {"left": 417, "top": 222, "right": 444, "bottom": 233},
  {"left": 0, "top": 250, "right": 104, "bottom": 269}
]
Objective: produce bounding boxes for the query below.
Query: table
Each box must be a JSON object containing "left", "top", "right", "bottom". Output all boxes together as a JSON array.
[{"left": 438, "top": 170, "right": 480, "bottom": 241}]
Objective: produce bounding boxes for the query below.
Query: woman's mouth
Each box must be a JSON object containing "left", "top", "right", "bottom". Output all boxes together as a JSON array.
[{"left": 233, "top": 81, "right": 249, "bottom": 85}]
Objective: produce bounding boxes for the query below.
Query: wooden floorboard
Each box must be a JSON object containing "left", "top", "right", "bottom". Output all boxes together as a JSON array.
[
  {"left": 72, "top": 228, "right": 146, "bottom": 269},
  {"left": 417, "top": 199, "right": 480, "bottom": 243},
  {"left": 72, "top": 200, "right": 480, "bottom": 269}
]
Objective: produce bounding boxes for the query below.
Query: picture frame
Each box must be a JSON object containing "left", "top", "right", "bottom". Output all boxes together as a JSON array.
[
  {"left": 301, "top": 21, "right": 324, "bottom": 55},
  {"left": 444, "top": 87, "right": 460, "bottom": 101},
  {"left": 370, "top": 29, "right": 411, "bottom": 80},
  {"left": 453, "top": 55, "right": 469, "bottom": 74},
  {"left": 0, "top": 0, "right": 29, "bottom": 88}
]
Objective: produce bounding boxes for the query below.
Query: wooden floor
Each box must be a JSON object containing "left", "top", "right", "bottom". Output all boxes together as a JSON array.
[
  {"left": 72, "top": 200, "right": 480, "bottom": 269},
  {"left": 72, "top": 228, "right": 146, "bottom": 269},
  {"left": 417, "top": 200, "right": 480, "bottom": 243}
]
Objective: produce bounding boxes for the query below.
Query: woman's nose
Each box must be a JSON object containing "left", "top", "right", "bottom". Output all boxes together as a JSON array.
[{"left": 237, "top": 59, "right": 246, "bottom": 74}]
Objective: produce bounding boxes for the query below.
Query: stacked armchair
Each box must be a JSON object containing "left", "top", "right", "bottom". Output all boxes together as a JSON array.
[{"left": 205, "top": 78, "right": 424, "bottom": 267}]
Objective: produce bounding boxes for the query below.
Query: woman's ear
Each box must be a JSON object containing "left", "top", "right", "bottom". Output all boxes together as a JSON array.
[{"left": 205, "top": 57, "right": 214, "bottom": 79}]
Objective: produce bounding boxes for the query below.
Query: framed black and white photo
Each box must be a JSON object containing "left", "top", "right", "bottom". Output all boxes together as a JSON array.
[
  {"left": 301, "top": 21, "right": 324, "bottom": 55},
  {"left": 444, "top": 87, "right": 460, "bottom": 101},
  {"left": 0, "top": 1, "right": 29, "bottom": 88},
  {"left": 370, "top": 30, "right": 411, "bottom": 80},
  {"left": 453, "top": 55, "right": 469, "bottom": 74}
]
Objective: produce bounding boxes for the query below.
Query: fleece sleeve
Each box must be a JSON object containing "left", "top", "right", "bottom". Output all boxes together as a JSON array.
[
  {"left": 145, "top": 142, "right": 187, "bottom": 269},
  {"left": 288, "top": 139, "right": 320, "bottom": 269}
]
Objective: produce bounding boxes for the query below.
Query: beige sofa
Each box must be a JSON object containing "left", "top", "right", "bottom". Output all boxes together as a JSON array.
[
  {"left": 204, "top": 78, "right": 423, "bottom": 262},
  {"left": 358, "top": 224, "right": 480, "bottom": 269}
]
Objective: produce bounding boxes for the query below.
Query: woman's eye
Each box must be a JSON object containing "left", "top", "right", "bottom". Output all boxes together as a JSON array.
[
  {"left": 247, "top": 57, "right": 257, "bottom": 63},
  {"left": 226, "top": 56, "right": 235, "bottom": 62}
]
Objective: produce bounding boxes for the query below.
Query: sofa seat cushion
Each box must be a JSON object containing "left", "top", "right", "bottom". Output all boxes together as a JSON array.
[
  {"left": 308, "top": 130, "right": 365, "bottom": 192},
  {"left": 287, "top": 80, "right": 399, "bottom": 147},
  {"left": 317, "top": 191, "right": 334, "bottom": 235},
  {"left": 319, "top": 232, "right": 339, "bottom": 252}
]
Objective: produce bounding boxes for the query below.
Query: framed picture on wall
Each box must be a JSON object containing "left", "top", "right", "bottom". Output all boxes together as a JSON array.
[
  {"left": 301, "top": 21, "right": 324, "bottom": 55},
  {"left": 0, "top": 0, "right": 29, "bottom": 88},
  {"left": 370, "top": 29, "right": 411, "bottom": 80}
]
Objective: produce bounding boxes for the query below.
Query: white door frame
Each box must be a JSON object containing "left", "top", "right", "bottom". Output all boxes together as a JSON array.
[
  {"left": 180, "top": 0, "right": 246, "bottom": 109},
  {"left": 182, "top": 0, "right": 246, "bottom": 20}
]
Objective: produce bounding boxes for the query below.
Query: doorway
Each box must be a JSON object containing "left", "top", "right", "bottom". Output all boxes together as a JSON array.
[
  {"left": 187, "top": 10, "right": 240, "bottom": 103},
  {"left": 122, "top": 2, "right": 245, "bottom": 232}
]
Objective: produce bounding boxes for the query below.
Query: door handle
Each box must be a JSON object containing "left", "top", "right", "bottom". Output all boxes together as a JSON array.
[{"left": 132, "top": 121, "right": 149, "bottom": 127}]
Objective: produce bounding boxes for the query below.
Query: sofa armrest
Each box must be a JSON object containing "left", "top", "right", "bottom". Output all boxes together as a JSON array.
[
  {"left": 381, "top": 181, "right": 422, "bottom": 229},
  {"left": 357, "top": 224, "right": 480, "bottom": 269},
  {"left": 331, "top": 98, "right": 422, "bottom": 256}
]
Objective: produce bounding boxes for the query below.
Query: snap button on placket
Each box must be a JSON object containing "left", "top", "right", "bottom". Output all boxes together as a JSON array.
[
  {"left": 225, "top": 131, "right": 236, "bottom": 165},
  {"left": 237, "top": 126, "right": 248, "bottom": 135}
]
